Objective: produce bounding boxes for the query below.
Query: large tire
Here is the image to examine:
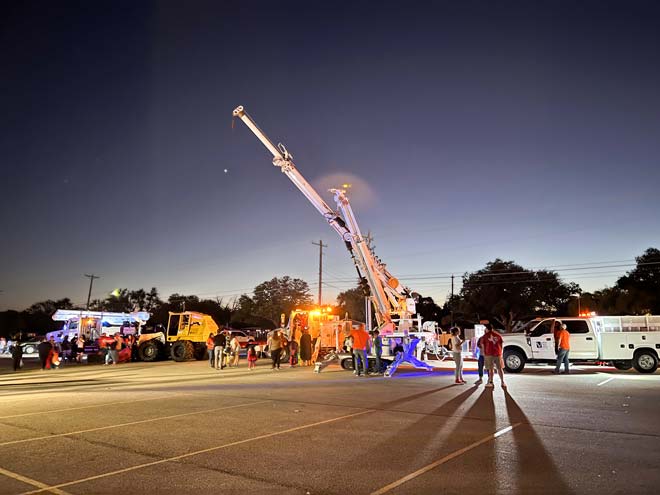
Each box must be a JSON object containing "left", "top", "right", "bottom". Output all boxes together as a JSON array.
[
  {"left": 193, "top": 344, "right": 207, "bottom": 361},
  {"left": 340, "top": 357, "right": 354, "bottom": 370},
  {"left": 632, "top": 350, "right": 658, "bottom": 374},
  {"left": 171, "top": 341, "right": 194, "bottom": 362},
  {"left": 503, "top": 349, "right": 526, "bottom": 373},
  {"left": 139, "top": 340, "right": 161, "bottom": 362},
  {"left": 613, "top": 360, "right": 633, "bottom": 371}
]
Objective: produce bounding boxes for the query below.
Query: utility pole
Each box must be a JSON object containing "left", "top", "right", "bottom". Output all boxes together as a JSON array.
[
  {"left": 312, "top": 239, "right": 327, "bottom": 305},
  {"left": 84, "top": 274, "right": 100, "bottom": 311},
  {"left": 450, "top": 274, "right": 455, "bottom": 326}
]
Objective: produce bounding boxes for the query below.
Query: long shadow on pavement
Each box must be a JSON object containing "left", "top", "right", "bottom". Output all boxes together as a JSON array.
[{"left": 504, "top": 390, "right": 575, "bottom": 495}]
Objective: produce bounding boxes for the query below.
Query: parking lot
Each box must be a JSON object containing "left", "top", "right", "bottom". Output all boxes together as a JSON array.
[{"left": 0, "top": 358, "right": 658, "bottom": 495}]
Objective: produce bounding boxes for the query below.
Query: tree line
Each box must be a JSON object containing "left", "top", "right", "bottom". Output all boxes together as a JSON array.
[{"left": 1, "top": 248, "right": 658, "bottom": 338}]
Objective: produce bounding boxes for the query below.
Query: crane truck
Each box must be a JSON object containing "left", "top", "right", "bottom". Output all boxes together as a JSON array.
[{"left": 232, "top": 106, "right": 441, "bottom": 374}]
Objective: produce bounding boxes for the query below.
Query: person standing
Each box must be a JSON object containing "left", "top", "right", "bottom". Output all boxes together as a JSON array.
[
  {"left": 70, "top": 335, "right": 79, "bottom": 364},
  {"left": 450, "top": 327, "right": 465, "bottom": 384},
  {"left": 105, "top": 334, "right": 120, "bottom": 365},
  {"left": 268, "top": 330, "right": 283, "bottom": 370},
  {"left": 61, "top": 336, "right": 70, "bottom": 364},
  {"left": 229, "top": 334, "right": 241, "bottom": 367},
  {"left": 247, "top": 343, "right": 258, "bottom": 370},
  {"left": 213, "top": 329, "right": 226, "bottom": 370},
  {"left": 372, "top": 330, "right": 383, "bottom": 374},
  {"left": 11, "top": 342, "right": 23, "bottom": 371},
  {"left": 49, "top": 337, "right": 61, "bottom": 369},
  {"left": 288, "top": 339, "right": 299, "bottom": 367},
  {"left": 554, "top": 323, "right": 571, "bottom": 374},
  {"left": 475, "top": 332, "right": 486, "bottom": 384},
  {"left": 223, "top": 330, "right": 232, "bottom": 367},
  {"left": 130, "top": 334, "right": 139, "bottom": 362},
  {"left": 37, "top": 338, "right": 52, "bottom": 370},
  {"left": 299, "top": 329, "right": 312, "bottom": 366},
  {"left": 483, "top": 323, "right": 506, "bottom": 389},
  {"left": 76, "top": 334, "right": 85, "bottom": 363},
  {"left": 206, "top": 333, "right": 215, "bottom": 368},
  {"left": 349, "top": 324, "right": 369, "bottom": 377}
]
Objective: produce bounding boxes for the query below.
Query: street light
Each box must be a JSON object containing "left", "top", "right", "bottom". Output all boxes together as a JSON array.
[{"left": 572, "top": 294, "right": 581, "bottom": 316}]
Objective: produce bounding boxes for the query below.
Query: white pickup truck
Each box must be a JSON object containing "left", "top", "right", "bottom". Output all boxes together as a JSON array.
[{"left": 502, "top": 316, "right": 660, "bottom": 373}]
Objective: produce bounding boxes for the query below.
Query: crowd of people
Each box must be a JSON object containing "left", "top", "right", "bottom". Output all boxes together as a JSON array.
[
  {"left": 204, "top": 327, "right": 317, "bottom": 371},
  {"left": 5, "top": 321, "right": 571, "bottom": 381},
  {"left": 4, "top": 334, "right": 91, "bottom": 372}
]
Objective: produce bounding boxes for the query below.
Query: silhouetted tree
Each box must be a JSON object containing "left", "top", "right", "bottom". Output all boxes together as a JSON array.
[
  {"left": 336, "top": 287, "right": 366, "bottom": 322},
  {"left": 458, "top": 259, "right": 578, "bottom": 331},
  {"left": 250, "top": 277, "right": 312, "bottom": 327}
]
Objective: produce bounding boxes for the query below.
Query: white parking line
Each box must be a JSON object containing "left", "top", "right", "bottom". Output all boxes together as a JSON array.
[
  {"left": 18, "top": 409, "right": 371, "bottom": 495},
  {"left": 0, "top": 400, "right": 268, "bottom": 447},
  {"left": 0, "top": 394, "right": 189, "bottom": 420},
  {"left": 596, "top": 376, "right": 616, "bottom": 387},
  {"left": 0, "top": 466, "right": 72, "bottom": 495},
  {"left": 370, "top": 423, "right": 522, "bottom": 495}
]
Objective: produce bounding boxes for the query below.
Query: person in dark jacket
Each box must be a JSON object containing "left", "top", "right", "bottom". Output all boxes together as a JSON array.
[
  {"left": 37, "top": 338, "right": 52, "bottom": 370},
  {"left": 299, "top": 330, "right": 312, "bottom": 366},
  {"left": 11, "top": 343, "right": 23, "bottom": 371}
]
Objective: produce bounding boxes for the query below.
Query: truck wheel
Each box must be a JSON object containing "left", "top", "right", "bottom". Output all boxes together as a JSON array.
[
  {"left": 139, "top": 341, "right": 161, "bottom": 362},
  {"left": 193, "top": 344, "right": 207, "bottom": 361},
  {"left": 171, "top": 341, "right": 194, "bottom": 362},
  {"left": 23, "top": 345, "right": 36, "bottom": 354},
  {"left": 340, "top": 357, "right": 354, "bottom": 370},
  {"left": 503, "top": 349, "right": 526, "bottom": 373},
  {"left": 613, "top": 360, "right": 632, "bottom": 371},
  {"left": 632, "top": 351, "right": 658, "bottom": 373}
]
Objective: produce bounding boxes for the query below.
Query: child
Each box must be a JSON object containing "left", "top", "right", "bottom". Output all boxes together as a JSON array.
[
  {"left": 247, "top": 344, "right": 258, "bottom": 370},
  {"left": 289, "top": 339, "right": 299, "bottom": 367}
]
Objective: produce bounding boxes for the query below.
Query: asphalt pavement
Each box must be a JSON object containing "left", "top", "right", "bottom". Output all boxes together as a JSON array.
[{"left": 0, "top": 357, "right": 658, "bottom": 494}]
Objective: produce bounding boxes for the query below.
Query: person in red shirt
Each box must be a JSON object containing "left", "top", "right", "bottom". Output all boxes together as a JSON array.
[
  {"left": 349, "top": 324, "right": 370, "bottom": 377},
  {"left": 483, "top": 323, "right": 506, "bottom": 389},
  {"left": 554, "top": 324, "right": 571, "bottom": 374}
]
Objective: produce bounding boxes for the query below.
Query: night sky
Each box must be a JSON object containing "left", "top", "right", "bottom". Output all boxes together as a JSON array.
[{"left": 2, "top": 0, "right": 659, "bottom": 311}]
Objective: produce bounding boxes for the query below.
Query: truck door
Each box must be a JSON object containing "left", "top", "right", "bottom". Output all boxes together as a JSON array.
[
  {"left": 528, "top": 319, "right": 557, "bottom": 360},
  {"left": 564, "top": 320, "right": 598, "bottom": 359}
]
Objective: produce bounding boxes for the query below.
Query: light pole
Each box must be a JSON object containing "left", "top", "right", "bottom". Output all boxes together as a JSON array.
[{"left": 572, "top": 294, "right": 581, "bottom": 316}]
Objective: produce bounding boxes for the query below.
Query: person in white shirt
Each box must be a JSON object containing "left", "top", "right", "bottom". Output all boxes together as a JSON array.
[{"left": 450, "top": 327, "right": 465, "bottom": 384}]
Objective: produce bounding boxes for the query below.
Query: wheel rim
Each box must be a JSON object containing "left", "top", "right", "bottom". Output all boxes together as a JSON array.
[
  {"left": 638, "top": 354, "right": 655, "bottom": 370},
  {"left": 144, "top": 346, "right": 156, "bottom": 358},
  {"left": 506, "top": 355, "right": 521, "bottom": 369},
  {"left": 173, "top": 345, "right": 184, "bottom": 359}
]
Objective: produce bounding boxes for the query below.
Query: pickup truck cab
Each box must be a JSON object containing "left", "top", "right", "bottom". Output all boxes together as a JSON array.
[{"left": 502, "top": 316, "right": 660, "bottom": 374}]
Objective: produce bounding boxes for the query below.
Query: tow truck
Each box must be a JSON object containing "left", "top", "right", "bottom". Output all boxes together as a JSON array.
[{"left": 232, "top": 106, "right": 443, "bottom": 374}]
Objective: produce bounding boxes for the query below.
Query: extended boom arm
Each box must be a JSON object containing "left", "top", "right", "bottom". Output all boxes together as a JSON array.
[{"left": 233, "top": 106, "right": 413, "bottom": 331}]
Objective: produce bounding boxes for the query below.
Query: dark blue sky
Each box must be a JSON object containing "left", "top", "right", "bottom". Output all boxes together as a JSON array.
[{"left": 2, "top": 0, "right": 659, "bottom": 310}]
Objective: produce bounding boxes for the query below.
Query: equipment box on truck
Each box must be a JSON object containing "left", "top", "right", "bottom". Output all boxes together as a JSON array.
[{"left": 502, "top": 316, "right": 660, "bottom": 373}]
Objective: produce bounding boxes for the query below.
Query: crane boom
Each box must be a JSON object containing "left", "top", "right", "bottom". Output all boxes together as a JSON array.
[{"left": 232, "top": 106, "right": 415, "bottom": 332}]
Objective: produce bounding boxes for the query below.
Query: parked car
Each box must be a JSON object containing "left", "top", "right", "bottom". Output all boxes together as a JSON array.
[{"left": 18, "top": 341, "right": 40, "bottom": 355}]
